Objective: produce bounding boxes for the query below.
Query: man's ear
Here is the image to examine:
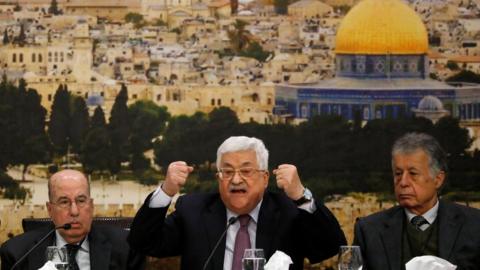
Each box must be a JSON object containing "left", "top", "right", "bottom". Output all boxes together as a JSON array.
[
  {"left": 434, "top": 170, "right": 445, "bottom": 190},
  {"left": 263, "top": 171, "right": 269, "bottom": 188}
]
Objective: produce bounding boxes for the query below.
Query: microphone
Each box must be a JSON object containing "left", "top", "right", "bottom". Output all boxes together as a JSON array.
[
  {"left": 202, "top": 217, "right": 238, "bottom": 270},
  {"left": 10, "top": 223, "right": 71, "bottom": 270}
]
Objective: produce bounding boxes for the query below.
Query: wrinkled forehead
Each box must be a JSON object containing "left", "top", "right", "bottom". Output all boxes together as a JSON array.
[{"left": 219, "top": 150, "right": 259, "bottom": 167}]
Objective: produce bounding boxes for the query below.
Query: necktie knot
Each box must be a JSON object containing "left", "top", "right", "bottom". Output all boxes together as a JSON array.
[
  {"left": 411, "top": 215, "right": 429, "bottom": 230},
  {"left": 238, "top": 214, "right": 251, "bottom": 227}
]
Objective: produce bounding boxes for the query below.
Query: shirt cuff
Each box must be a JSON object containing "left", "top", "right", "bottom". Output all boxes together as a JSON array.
[
  {"left": 297, "top": 199, "right": 316, "bottom": 213},
  {"left": 148, "top": 185, "right": 173, "bottom": 208}
]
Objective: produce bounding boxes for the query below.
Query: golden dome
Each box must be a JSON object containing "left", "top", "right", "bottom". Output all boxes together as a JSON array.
[{"left": 335, "top": 0, "right": 428, "bottom": 55}]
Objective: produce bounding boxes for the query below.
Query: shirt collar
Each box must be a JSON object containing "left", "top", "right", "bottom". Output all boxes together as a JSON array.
[
  {"left": 55, "top": 230, "right": 90, "bottom": 252},
  {"left": 226, "top": 199, "right": 263, "bottom": 224},
  {"left": 404, "top": 199, "right": 439, "bottom": 225}
]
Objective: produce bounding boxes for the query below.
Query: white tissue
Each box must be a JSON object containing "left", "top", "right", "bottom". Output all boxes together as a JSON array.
[
  {"left": 38, "top": 261, "right": 58, "bottom": 270},
  {"left": 264, "top": 250, "right": 293, "bottom": 270},
  {"left": 406, "top": 255, "right": 457, "bottom": 270}
]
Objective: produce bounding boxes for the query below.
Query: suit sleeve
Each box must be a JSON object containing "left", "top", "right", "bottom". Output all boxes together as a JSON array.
[
  {"left": 127, "top": 192, "right": 184, "bottom": 258},
  {"left": 294, "top": 199, "right": 347, "bottom": 263},
  {"left": 0, "top": 243, "right": 16, "bottom": 270}
]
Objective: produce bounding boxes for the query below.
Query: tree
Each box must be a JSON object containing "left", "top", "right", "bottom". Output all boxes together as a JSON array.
[
  {"left": 16, "top": 24, "right": 26, "bottom": 45},
  {"left": 273, "top": 0, "right": 289, "bottom": 14},
  {"left": 3, "top": 28, "right": 9, "bottom": 45},
  {"left": 13, "top": 3, "right": 21, "bottom": 11},
  {"left": 48, "top": 84, "right": 70, "bottom": 156},
  {"left": 69, "top": 96, "right": 90, "bottom": 154},
  {"left": 239, "top": 41, "right": 272, "bottom": 62},
  {"left": 48, "top": 0, "right": 60, "bottom": 15},
  {"left": 129, "top": 101, "right": 170, "bottom": 172},
  {"left": 230, "top": 0, "right": 239, "bottom": 14},
  {"left": 446, "top": 70, "right": 480, "bottom": 83},
  {"left": 227, "top": 20, "right": 251, "bottom": 54},
  {"left": 81, "top": 106, "right": 110, "bottom": 175},
  {"left": 125, "top": 12, "right": 144, "bottom": 28},
  {"left": 446, "top": 60, "right": 459, "bottom": 70},
  {"left": 108, "top": 84, "right": 130, "bottom": 175}
]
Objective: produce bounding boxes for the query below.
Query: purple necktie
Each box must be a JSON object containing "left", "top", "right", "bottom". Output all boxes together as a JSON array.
[{"left": 232, "top": 215, "right": 251, "bottom": 270}]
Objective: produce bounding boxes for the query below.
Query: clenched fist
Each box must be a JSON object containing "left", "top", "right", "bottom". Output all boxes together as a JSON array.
[
  {"left": 161, "top": 161, "right": 194, "bottom": 196},
  {"left": 273, "top": 164, "right": 304, "bottom": 200}
]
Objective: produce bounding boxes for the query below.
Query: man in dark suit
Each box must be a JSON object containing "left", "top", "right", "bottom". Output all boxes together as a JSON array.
[
  {"left": 128, "top": 136, "right": 346, "bottom": 270},
  {"left": 354, "top": 132, "right": 480, "bottom": 270},
  {"left": 0, "top": 169, "right": 145, "bottom": 270}
]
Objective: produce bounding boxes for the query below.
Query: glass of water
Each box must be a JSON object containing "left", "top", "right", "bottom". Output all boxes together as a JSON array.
[
  {"left": 45, "top": 246, "right": 69, "bottom": 270},
  {"left": 338, "top": 245, "right": 363, "bottom": 270},
  {"left": 242, "top": 248, "right": 266, "bottom": 270}
]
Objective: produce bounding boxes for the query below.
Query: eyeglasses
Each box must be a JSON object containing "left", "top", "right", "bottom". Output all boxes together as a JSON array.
[
  {"left": 218, "top": 167, "right": 265, "bottom": 181},
  {"left": 51, "top": 196, "right": 91, "bottom": 209}
]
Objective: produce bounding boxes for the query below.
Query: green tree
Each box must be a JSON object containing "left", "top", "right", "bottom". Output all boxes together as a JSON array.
[
  {"left": 239, "top": 41, "right": 272, "bottom": 62},
  {"left": 273, "top": 0, "right": 289, "bottom": 14},
  {"left": 13, "top": 3, "right": 21, "bottom": 11},
  {"left": 230, "top": 0, "right": 239, "bottom": 14},
  {"left": 227, "top": 20, "right": 251, "bottom": 54},
  {"left": 3, "top": 28, "right": 9, "bottom": 44},
  {"left": 81, "top": 106, "right": 110, "bottom": 175},
  {"left": 129, "top": 101, "right": 170, "bottom": 172},
  {"left": 48, "top": 84, "right": 70, "bottom": 156},
  {"left": 48, "top": 0, "right": 60, "bottom": 15},
  {"left": 125, "top": 12, "right": 144, "bottom": 28},
  {"left": 108, "top": 84, "right": 130, "bottom": 175},
  {"left": 69, "top": 96, "right": 90, "bottom": 154},
  {"left": 446, "top": 69, "right": 480, "bottom": 83},
  {"left": 16, "top": 24, "right": 26, "bottom": 45},
  {"left": 446, "top": 60, "right": 459, "bottom": 70}
]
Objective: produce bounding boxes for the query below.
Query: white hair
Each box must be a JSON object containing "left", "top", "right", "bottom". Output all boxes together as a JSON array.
[{"left": 216, "top": 136, "right": 269, "bottom": 170}]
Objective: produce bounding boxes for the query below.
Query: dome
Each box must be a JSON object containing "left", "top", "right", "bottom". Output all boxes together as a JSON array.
[
  {"left": 417, "top": 95, "right": 444, "bottom": 111},
  {"left": 335, "top": 0, "right": 428, "bottom": 55}
]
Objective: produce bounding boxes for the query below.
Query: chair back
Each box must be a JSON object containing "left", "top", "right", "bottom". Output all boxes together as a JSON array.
[{"left": 22, "top": 217, "right": 134, "bottom": 232}]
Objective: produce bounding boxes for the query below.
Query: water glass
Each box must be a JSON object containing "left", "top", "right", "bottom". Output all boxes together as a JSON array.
[
  {"left": 338, "top": 245, "right": 363, "bottom": 270},
  {"left": 242, "top": 248, "right": 266, "bottom": 270},
  {"left": 45, "top": 246, "right": 69, "bottom": 270}
]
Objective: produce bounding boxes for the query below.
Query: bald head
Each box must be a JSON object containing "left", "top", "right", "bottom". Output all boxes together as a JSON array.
[{"left": 48, "top": 170, "right": 90, "bottom": 202}]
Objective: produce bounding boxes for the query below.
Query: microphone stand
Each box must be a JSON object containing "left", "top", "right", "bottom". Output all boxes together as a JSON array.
[
  {"left": 202, "top": 217, "right": 238, "bottom": 270},
  {"left": 10, "top": 223, "right": 72, "bottom": 270}
]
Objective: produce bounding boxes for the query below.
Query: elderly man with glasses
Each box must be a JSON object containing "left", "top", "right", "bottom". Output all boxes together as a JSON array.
[
  {"left": 1, "top": 169, "right": 145, "bottom": 270},
  {"left": 128, "top": 136, "right": 346, "bottom": 270}
]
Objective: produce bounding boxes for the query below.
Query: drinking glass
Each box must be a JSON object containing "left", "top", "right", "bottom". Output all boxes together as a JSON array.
[
  {"left": 338, "top": 245, "right": 363, "bottom": 270},
  {"left": 45, "top": 246, "right": 69, "bottom": 270},
  {"left": 242, "top": 248, "right": 266, "bottom": 270}
]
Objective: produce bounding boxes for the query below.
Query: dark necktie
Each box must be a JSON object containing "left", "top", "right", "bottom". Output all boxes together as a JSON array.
[
  {"left": 65, "top": 244, "right": 81, "bottom": 270},
  {"left": 411, "top": 215, "right": 429, "bottom": 231},
  {"left": 232, "top": 215, "right": 251, "bottom": 270}
]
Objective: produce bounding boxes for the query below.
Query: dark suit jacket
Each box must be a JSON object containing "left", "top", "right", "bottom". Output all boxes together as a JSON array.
[
  {"left": 353, "top": 200, "right": 480, "bottom": 270},
  {"left": 0, "top": 224, "right": 145, "bottom": 270},
  {"left": 128, "top": 191, "right": 346, "bottom": 270}
]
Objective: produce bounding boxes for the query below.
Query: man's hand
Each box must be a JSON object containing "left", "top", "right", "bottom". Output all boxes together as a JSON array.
[
  {"left": 273, "top": 164, "right": 304, "bottom": 200},
  {"left": 161, "top": 161, "right": 194, "bottom": 196}
]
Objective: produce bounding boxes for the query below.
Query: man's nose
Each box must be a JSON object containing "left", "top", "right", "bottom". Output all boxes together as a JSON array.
[
  {"left": 398, "top": 172, "right": 411, "bottom": 187},
  {"left": 69, "top": 202, "right": 80, "bottom": 216},
  {"left": 230, "top": 171, "right": 243, "bottom": 184}
]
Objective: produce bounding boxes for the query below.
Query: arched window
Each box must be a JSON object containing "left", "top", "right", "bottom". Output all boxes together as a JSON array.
[
  {"left": 19, "top": 53, "right": 23, "bottom": 63},
  {"left": 32, "top": 53, "right": 36, "bottom": 63},
  {"left": 38, "top": 54, "right": 43, "bottom": 62},
  {"left": 12, "top": 53, "right": 16, "bottom": 63}
]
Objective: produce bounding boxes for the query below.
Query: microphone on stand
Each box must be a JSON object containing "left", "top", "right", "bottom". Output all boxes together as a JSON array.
[
  {"left": 10, "top": 223, "right": 72, "bottom": 270},
  {"left": 202, "top": 217, "right": 238, "bottom": 270}
]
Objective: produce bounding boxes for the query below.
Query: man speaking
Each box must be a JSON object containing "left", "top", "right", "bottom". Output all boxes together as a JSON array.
[{"left": 128, "top": 136, "right": 346, "bottom": 270}]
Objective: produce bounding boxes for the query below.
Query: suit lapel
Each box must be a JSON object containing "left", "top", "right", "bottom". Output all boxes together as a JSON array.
[
  {"left": 29, "top": 230, "right": 55, "bottom": 270},
  {"left": 256, "top": 193, "right": 279, "bottom": 259},
  {"left": 380, "top": 207, "right": 404, "bottom": 270},
  {"left": 89, "top": 227, "right": 112, "bottom": 270},
  {"left": 438, "top": 201, "right": 464, "bottom": 260},
  {"left": 203, "top": 197, "right": 227, "bottom": 270}
]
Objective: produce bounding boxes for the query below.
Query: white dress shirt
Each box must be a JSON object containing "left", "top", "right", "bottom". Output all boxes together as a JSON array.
[
  {"left": 404, "top": 199, "right": 439, "bottom": 231},
  {"left": 149, "top": 186, "right": 317, "bottom": 270},
  {"left": 55, "top": 231, "right": 90, "bottom": 270}
]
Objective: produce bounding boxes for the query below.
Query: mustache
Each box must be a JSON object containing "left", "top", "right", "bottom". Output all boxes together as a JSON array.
[{"left": 228, "top": 184, "right": 247, "bottom": 192}]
